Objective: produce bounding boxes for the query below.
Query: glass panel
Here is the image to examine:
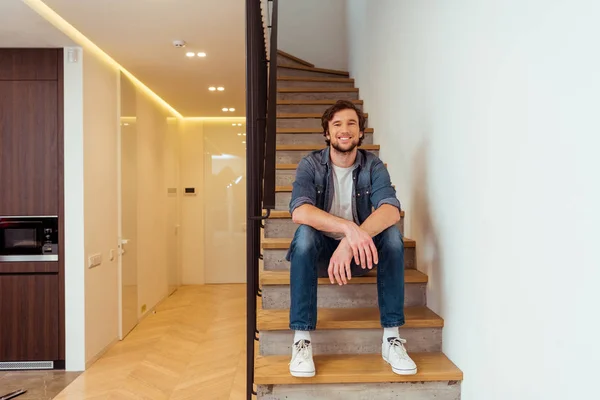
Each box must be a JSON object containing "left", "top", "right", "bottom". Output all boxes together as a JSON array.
[{"left": 203, "top": 120, "right": 247, "bottom": 284}]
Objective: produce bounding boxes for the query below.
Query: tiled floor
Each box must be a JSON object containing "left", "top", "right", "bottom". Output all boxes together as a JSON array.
[{"left": 0, "top": 370, "right": 80, "bottom": 400}]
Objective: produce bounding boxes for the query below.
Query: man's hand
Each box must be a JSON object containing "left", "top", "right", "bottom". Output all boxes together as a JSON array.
[
  {"left": 328, "top": 239, "right": 355, "bottom": 285},
  {"left": 343, "top": 222, "right": 379, "bottom": 269}
]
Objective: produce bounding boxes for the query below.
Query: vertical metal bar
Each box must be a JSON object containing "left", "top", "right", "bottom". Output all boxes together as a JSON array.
[
  {"left": 263, "top": 0, "right": 278, "bottom": 210},
  {"left": 245, "top": 1, "right": 258, "bottom": 398}
]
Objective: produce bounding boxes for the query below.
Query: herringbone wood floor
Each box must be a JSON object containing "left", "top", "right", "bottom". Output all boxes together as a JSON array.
[{"left": 55, "top": 284, "right": 252, "bottom": 400}]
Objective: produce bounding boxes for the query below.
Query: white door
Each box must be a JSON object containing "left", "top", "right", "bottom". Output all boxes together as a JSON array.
[{"left": 118, "top": 73, "right": 139, "bottom": 339}]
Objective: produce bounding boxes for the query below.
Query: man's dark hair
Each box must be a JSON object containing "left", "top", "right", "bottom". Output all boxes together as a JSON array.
[{"left": 321, "top": 99, "right": 366, "bottom": 146}]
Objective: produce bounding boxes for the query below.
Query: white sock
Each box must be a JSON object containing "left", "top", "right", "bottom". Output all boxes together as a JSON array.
[
  {"left": 383, "top": 326, "right": 399, "bottom": 341},
  {"left": 294, "top": 330, "right": 311, "bottom": 344}
]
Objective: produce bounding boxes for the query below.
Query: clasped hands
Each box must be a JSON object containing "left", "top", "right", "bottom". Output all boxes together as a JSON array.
[{"left": 328, "top": 222, "right": 378, "bottom": 285}]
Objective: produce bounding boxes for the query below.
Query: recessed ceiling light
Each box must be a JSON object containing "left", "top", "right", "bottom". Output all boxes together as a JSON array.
[
  {"left": 209, "top": 87, "right": 216, "bottom": 91},
  {"left": 229, "top": 108, "right": 235, "bottom": 112},
  {"left": 197, "top": 52, "right": 206, "bottom": 57},
  {"left": 232, "top": 123, "right": 237, "bottom": 126},
  {"left": 243, "top": 133, "right": 246, "bottom": 136},
  {"left": 222, "top": 108, "right": 229, "bottom": 112},
  {"left": 186, "top": 52, "right": 195, "bottom": 57},
  {"left": 237, "top": 133, "right": 242, "bottom": 136},
  {"left": 217, "top": 87, "right": 225, "bottom": 91},
  {"left": 242, "top": 141, "right": 246, "bottom": 144}
]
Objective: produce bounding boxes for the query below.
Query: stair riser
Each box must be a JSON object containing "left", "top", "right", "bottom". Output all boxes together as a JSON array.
[
  {"left": 278, "top": 80, "right": 354, "bottom": 88},
  {"left": 276, "top": 133, "right": 373, "bottom": 146},
  {"left": 278, "top": 91, "right": 359, "bottom": 102},
  {"left": 261, "top": 283, "right": 426, "bottom": 309},
  {"left": 259, "top": 328, "right": 441, "bottom": 356},
  {"left": 265, "top": 218, "right": 404, "bottom": 238},
  {"left": 276, "top": 150, "right": 379, "bottom": 164},
  {"left": 257, "top": 382, "right": 461, "bottom": 400},
  {"left": 263, "top": 248, "right": 416, "bottom": 270},
  {"left": 277, "top": 67, "right": 348, "bottom": 79},
  {"left": 277, "top": 104, "right": 363, "bottom": 114},
  {"left": 277, "top": 55, "right": 309, "bottom": 68}
]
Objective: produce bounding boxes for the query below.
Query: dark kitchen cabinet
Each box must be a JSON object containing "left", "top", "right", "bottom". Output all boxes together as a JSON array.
[
  {"left": 0, "top": 80, "right": 59, "bottom": 216},
  {"left": 0, "top": 48, "right": 65, "bottom": 364},
  {"left": 0, "top": 274, "right": 60, "bottom": 361}
]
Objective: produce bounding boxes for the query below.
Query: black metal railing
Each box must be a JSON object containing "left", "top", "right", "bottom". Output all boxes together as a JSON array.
[{"left": 246, "top": 0, "right": 277, "bottom": 398}]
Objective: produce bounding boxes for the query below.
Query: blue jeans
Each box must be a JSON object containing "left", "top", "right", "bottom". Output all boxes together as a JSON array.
[{"left": 288, "top": 224, "right": 406, "bottom": 330}]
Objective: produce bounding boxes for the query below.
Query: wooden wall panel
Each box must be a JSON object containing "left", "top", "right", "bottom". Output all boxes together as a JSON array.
[{"left": 0, "top": 49, "right": 58, "bottom": 80}]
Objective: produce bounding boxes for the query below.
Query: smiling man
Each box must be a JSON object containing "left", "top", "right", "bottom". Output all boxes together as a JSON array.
[{"left": 286, "top": 99, "right": 417, "bottom": 377}]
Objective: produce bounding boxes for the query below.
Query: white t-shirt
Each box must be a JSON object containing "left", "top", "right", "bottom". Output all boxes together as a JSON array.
[{"left": 324, "top": 164, "right": 355, "bottom": 240}]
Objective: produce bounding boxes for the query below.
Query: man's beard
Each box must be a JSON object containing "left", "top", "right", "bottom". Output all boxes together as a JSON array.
[{"left": 331, "top": 140, "right": 358, "bottom": 154}]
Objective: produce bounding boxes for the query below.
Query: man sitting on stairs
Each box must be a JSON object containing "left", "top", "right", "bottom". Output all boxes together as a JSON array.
[{"left": 286, "top": 99, "right": 418, "bottom": 377}]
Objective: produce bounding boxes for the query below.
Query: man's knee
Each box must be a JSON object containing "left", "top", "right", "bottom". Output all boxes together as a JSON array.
[
  {"left": 290, "top": 225, "right": 321, "bottom": 257},
  {"left": 378, "top": 226, "right": 404, "bottom": 253}
]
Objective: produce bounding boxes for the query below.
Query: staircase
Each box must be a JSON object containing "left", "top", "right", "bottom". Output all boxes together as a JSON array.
[{"left": 254, "top": 51, "right": 463, "bottom": 399}]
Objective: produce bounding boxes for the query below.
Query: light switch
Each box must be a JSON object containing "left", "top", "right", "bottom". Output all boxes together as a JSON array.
[
  {"left": 88, "top": 253, "right": 102, "bottom": 268},
  {"left": 109, "top": 249, "right": 115, "bottom": 261}
]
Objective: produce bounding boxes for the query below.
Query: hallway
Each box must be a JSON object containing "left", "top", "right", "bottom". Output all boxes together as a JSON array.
[{"left": 55, "top": 284, "right": 247, "bottom": 399}]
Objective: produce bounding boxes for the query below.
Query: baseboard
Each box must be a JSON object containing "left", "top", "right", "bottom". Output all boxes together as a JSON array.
[{"left": 85, "top": 337, "right": 119, "bottom": 369}]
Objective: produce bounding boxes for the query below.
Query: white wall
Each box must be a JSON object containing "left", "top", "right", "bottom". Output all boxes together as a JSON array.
[
  {"left": 278, "top": 0, "right": 348, "bottom": 70},
  {"left": 82, "top": 48, "right": 120, "bottom": 363},
  {"left": 346, "top": 1, "right": 600, "bottom": 398},
  {"left": 64, "top": 47, "right": 181, "bottom": 368},
  {"left": 180, "top": 121, "right": 205, "bottom": 284}
]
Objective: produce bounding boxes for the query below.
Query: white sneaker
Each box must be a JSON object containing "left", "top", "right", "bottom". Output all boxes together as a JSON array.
[
  {"left": 382, "top": 337, "right": 418, "bottom": 375},
  {"left": 289, "top": 339, "right": 315, "bottom": 377}
]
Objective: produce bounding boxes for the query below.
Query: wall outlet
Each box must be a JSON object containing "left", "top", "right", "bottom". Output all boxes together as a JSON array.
[
  {"left": 141, "top": 304, "right": 147, "bottom": 314},
  {"left": 88, "top": 253, "right": 102, "bottom": 268}
]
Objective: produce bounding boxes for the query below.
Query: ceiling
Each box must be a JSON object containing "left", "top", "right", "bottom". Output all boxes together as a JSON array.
[
  {"left": 1, "top": 0, "right": 247, "bottom": 117},
  {"left": 0, "top": 0, "right": 74, "bottom": 47}
]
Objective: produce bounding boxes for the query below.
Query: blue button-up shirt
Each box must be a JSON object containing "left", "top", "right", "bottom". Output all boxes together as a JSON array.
[{"left": 289, "top": 147, "right": 401, "bottom": 224}]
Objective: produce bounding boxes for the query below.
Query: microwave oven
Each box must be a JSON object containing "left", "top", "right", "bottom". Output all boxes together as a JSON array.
[{"left": 0, "top": 216, "right": 59, "bottom": 262}]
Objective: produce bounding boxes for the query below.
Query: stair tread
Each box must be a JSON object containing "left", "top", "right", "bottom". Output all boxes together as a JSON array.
[
  {"left": 255, "top": 352, "right": 463, "bottom": 385},
  {"left": 277, "top": 50, "right": 315, "bottom": 67},
  {"left": 263, "top": 209, "right": 405, "bottom": 218},
  {"left": 260, "top": 269, "right": 428, "bottom": 285},
  {"left": 278, "top": 99, "right": 363, "bottom": 105},
  {"left": 258, "top": 306, "right": 442, "bottom": 331},
  {"left": 278, "top": 76, "right": 354, "bottom": 83},
  {"left": 277, "top": 112, "right": 367, "bottom": 118},
  {"left": 262, "top": 237, "right": 415, "bottom": 249},
  {"left": 278, "top": 64, "right": 350, "bottom": 76},
  {"left": 277, "top": 127, "right": 373, "bottom": 134},
  {"left": 277, "top": 144, "right": 379, "bottom": 151},
  {"left": 278, "top": 87, "right": 359, "bottom": 93}
]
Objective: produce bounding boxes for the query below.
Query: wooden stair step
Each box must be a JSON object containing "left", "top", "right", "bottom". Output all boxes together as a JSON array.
[
  {"left": 260, "top": 269, "right": 428, "bottom": 285},
  {"left": 277, "top": 50, "right": 314, "bottom": 67},
  {"left": 257, "top": 306, "right": 442, "bottom": 331},
  {"left": 278, "top": 77, "right": 354, "bottom": 83},
  {"left": 277, "top": 87, "right": 359, "bottom": 93},
  {"left": 278, "top": 64, "right": 350, "bottom": 77},
  {"left": 262, "top": 237, "right": 415, "bottom": 249},
  {"left": 255, "top": 352, "right": 463, "bottom": 385},
  {"left": 277, "top": 112, "right": 367, "bottom": 118},
  {"left": 263, "top": 209, "right": 405, "bottom": 218},
  {"left": 277, "top": 99, "right": 363, "bottom": 105},
  {"left": 277, "top": 127, "right": 373, "bottom": 134},
  {"left": 277, "top": 144, "right": 379, "bottom": 151}
]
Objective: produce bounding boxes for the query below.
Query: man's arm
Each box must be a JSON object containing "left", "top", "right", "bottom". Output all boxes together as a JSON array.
[
  {"left": 359, "top": 204, "right": 401, "bottom": 237},
  {"left": 291, "top": 204, "right": 349, "bottom": 235}
]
